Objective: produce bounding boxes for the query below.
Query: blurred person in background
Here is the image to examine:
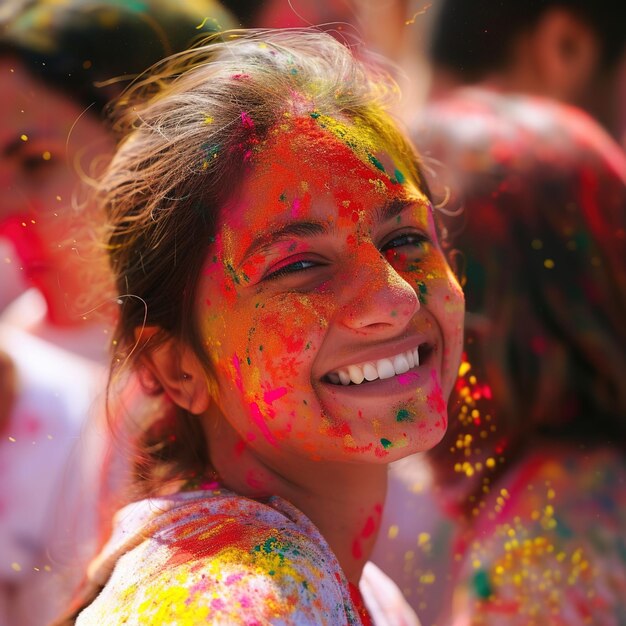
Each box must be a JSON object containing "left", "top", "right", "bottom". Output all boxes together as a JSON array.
[
  {"left": 418, "top": 86, "right": 626, "bottom": 626},
  {"left": 0, "top": 1, "right": 234, "bottom": 624},
  {"left": 427, "top": 0, "right": 626, "bottom": 143},
  {"left": 374, "top": 2, "right": 626, "bottom": 624}
]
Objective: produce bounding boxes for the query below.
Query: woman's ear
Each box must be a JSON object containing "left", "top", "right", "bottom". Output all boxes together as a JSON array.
[{"left": 135, "top": 326, "right": 211, "bottom": 415}]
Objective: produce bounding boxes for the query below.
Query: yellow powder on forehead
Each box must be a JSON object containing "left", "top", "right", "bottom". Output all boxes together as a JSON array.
[{"left": 309, "top": 112, "right": 393, "bottom": 172}]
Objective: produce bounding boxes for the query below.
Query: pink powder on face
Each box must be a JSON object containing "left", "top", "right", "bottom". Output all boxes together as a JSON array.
[
  {"left": 396, "top": 371, "right": 420, "bottom": 385},
  {"left": 249, "top": 402, "right": 278, "bottom": 447},
  {"left": 263, "top": 387, "right": 288, "bottom": 404},
  {"left": 231, "top": 355, "right": 243, "bottom": 392},
  {"left": 291, "top": 197, "right": 301, "bottom": 217},
  {"left": 426, "top": 369, "right": 446, "bottom": 414}
]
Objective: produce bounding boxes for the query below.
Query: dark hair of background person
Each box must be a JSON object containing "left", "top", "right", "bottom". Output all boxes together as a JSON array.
[
  {"left": 429, "top": 0, "right": 625, "bottom": 81},
  {"left": 0, "top": 0, "right": 235, "bottom": 116}
]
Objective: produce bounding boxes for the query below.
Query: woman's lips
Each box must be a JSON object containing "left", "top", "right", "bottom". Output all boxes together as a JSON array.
[
  {"left": 319, "top": 344, "right": 436, "bottom": 400},
  {"left": 324, "top": 343, "right": 432, "bottom": 386}
]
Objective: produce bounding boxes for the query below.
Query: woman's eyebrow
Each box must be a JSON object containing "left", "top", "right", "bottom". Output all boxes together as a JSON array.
[
  {"left": 240, "top": 221, "right": 328, "bottom": 264},
  {"left": 376, "top": 197, "right": 419, "bottom": 223}
]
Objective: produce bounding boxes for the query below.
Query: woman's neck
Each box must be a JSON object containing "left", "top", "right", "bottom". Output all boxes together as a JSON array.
[{"left": 206, "top": 413, "right": 388, "bottom": 584}]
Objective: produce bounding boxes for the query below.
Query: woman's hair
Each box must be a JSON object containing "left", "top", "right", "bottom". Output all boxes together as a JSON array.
[
  {"left": 0, "top": 0, "right": 235, "bottom": 115},
  {"left": 100, "top": 28, "right": 429, "bottom": 497},
  {"left": 420, "top": 94, "right": 626, "bottom": 511}
]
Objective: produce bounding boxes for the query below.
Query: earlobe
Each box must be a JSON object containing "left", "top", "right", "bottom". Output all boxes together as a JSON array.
[{"left": 135, "top": 326, "right": 211, "bottom": 415}]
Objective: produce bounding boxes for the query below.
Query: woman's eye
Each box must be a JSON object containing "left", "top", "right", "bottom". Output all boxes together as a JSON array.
[
  {"left": 264, "top": 259, "right": 319, "bottom": 281},
  {"left": 381, "top": 232, "right": 430, "bottom": 253}
]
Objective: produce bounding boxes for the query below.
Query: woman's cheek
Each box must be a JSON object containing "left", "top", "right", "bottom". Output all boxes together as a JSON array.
[
  {"left": 245, "top": 292, "right": 330, "bottom": 382},
  {"left": 218, "top": 293, "right": 331, "bottom": 447}
]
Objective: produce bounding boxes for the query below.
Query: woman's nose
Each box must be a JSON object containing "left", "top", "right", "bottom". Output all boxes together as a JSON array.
[{"left": 337, "top": 245, "right": 420, "bottom": 334}]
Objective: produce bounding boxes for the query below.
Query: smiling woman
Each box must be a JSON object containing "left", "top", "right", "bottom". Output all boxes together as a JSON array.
[{"left": 62, "top": 29, "right": 464, "bottom": 625}]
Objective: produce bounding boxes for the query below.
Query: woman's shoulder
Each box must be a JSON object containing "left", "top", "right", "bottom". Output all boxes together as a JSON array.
[
  {"left": 78, "top": 489, "right": 356, "bottom": 625},
  {"left": 452, "top": 445, "right": 626, "bottom": 625}
]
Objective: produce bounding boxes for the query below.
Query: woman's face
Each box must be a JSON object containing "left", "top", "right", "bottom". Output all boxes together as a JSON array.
[
  {"left": 198, "top": 116, "right": 464, "bottom": 463},
  {"left": 0, "top": 58, "right": 113, "bottom": 318}
]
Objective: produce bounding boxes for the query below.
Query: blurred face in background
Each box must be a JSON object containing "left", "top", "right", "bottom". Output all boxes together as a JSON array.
[{"left": 0, "top": 57, "right": 114, "bottom": 323}]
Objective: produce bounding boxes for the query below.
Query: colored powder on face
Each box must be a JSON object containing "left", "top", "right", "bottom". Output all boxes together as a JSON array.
[
  {"left": 396, "top": 408, "right": 412, "bottom": 422},
  {"left": 263, "top": 387, "right": 288, "bottom": 405},
  {"left": 426, "top": 369, "right": 446, "bottom": 415},
  {"left": 394, "top": 168, "right": 405, "bottom": 184},
  {"left": 368, "top": 154, "right": 386, "bottom": 172},
  {"left": 291, "top": 197, "right": 301, "bottom": 217},
  {"left": 396, "top": 371, "right": 419, "bottom": 386},
  {"left": 231, "top": 355, "right": 243, "bottom": 392},
  {"left": 249, "top": 402, "right": 278, "bottom": 447},
  {"left": 380, "top": 438, "right": 392, "bottom": 449},
  {"left": 416, "top": 281, "right": 428, "bottom": 304}
]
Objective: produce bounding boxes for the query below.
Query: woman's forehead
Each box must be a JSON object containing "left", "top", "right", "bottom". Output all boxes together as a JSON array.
[{"left": 219, "top": 115, "right": 427, "bottom": 231}]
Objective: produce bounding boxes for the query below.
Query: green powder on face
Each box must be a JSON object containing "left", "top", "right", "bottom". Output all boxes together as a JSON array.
[
  {"left": 368, "top": 153, "right": 386, "bottom": 172},
  {"left": 380, "top": 438, "right": 392, "bottom": 449},
  {"left": 396, "top": 408, "right": 412, "bottom": 422}
]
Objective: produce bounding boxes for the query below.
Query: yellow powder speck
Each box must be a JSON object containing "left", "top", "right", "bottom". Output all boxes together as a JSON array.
[
  {"left": 458, "top": 361, "right": 471, "bottom": 377},
  {"left": 544, "top": 258, "right": 555, "bottom": 269},
  {"left": 486, "top": 457, "right": 496, "bottom": 468},
  {"left": 11, "top": 563, "right": 21, "bottom": 572},
  {"left": 20, "top": 134, "right": 28, "bottom": 142},
  {"left": 388, "top": 525, "right": 399, "bottom": 539},
  {"left": 203, "top": 115, "right": 214, "bottom": 124},
  {"left": 417, "top": 533, "right": 430, "bottom": 547},
  {"left": 472, "top": 559, "right": 481, "bottom": 569},
  {"left": 419, "top": 571, "right": 436, "bottom": 584},
  {"left": 42, "top": 151, "right": 51, "bottom": 160}
]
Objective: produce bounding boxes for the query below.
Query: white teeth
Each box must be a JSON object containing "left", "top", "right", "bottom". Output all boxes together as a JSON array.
[
  {"left": 407, "top": 351, "right": 415, "bottom": 368},
  {"left": 393, "top": 354, "right": 410, "bottom": 374},
  {"left": 348, "top": 365, "right": 364, "bottom": 385},
  {"left": 327, "top": 346, "right": 422, "bottom": 386},
  {"left": 377, "top": 358, "right": 395, "bottom": 379},
  {"left": 363, "top": 363, "right": 378, "bottom": 381}
]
